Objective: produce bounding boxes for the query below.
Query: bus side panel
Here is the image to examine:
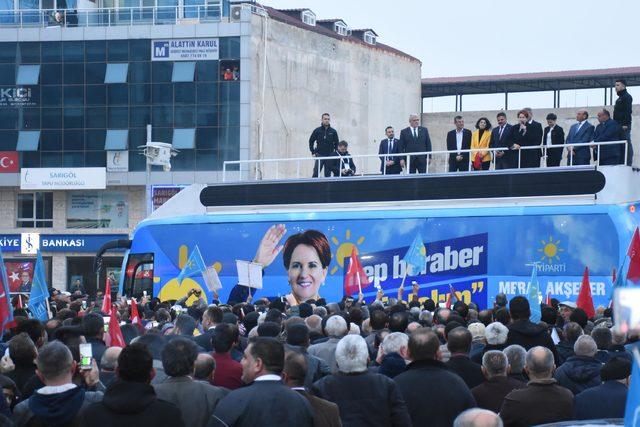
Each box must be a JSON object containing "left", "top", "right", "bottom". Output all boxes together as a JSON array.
[{"left": 129, "top": 206, "right": 633, "bottom": 308}]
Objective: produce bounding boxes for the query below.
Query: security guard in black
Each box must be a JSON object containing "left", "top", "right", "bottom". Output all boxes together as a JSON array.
[{"left": 309, "top": 113, "right": 340, "bottom": 177}]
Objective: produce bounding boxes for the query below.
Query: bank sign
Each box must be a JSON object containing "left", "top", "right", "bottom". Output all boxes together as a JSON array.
[
  {"left": 20, "top": 168, "right": 106, "bottom": 190},
  {"left": 151, "top": 38, "right": 219, "bottom": 61},
  {"left": 0, "top": 234, "right": 129, "bottom": 253}
]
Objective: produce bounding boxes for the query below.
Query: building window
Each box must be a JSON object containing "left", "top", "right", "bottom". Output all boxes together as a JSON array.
[
  {"left": 334, "top": 22, "right": 349, "bottom": 36},
  {"left": 17, "top": 192, "right": 53, "bottom": 228},
  {"left": 172, "top": 128, "right": 196, "bottom": 149},
  {"left": 16, "top": 131, "right": 40, "bottom": 151},
  {"left": 104, "top": 63, "right": 129, "bottom": 84},
  {"left": 301, "top": 10, "right": 315, "bottom": 26},
  {"left": 171, "top": 62, "right": 196, "bottom": 83},
  {"left": 16, "top": 65, "right": 40, "bottom": 85},
  {"left": 104, "top": 129, "right": 129, "bottom": 150},
  {"left": 364, "top": 32, "right": 377, "bottom": 45}
]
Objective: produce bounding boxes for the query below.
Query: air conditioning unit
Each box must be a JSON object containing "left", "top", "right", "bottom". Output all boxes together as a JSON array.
[{"left": 230, "top": 5, "right": 242, "bottom": 22}]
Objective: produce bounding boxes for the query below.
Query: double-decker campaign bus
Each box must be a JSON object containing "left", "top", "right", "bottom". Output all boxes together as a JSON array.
[{"left": 106, "top": 166, "right": 640, "bottom": 309}]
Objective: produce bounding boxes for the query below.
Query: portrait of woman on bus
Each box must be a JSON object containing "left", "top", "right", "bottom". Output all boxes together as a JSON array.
[{"left": 253, "top": 224, "right": 331, "bottom": 306}]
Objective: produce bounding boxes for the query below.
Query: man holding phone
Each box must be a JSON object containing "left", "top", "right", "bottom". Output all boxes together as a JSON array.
[{"left": 13, "top": 342, "right": 103, "bottom": 426}]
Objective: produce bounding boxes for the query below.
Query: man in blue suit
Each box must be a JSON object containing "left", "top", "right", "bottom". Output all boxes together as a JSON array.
[
  {"left": 593, "top": 108, "right": 624, "bottom": 165},
  {"left": 566, "top": 109, "right": 595, "bottom": 165},
  {"left": 378, "top": 126, "right": 403, "bottom": 174},
  {"left": 573, "top": 357, "right": 631, "bottom": 420}
]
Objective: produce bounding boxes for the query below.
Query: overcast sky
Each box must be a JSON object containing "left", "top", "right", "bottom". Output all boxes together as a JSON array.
[{"left": 264, "top": 0, "right": 640, "bottom": 112}]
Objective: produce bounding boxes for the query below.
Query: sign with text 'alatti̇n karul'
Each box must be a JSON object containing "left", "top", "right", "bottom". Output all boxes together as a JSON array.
[
  {"left": 20, "top": 168, "right": 106, "bottom": 190},
  {"left": 151, "top": 38, "right": 219, "bottom": 61}
]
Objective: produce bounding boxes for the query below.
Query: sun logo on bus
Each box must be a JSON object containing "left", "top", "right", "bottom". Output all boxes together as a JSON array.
[
  {"left": 329, "top": 229, "right": 366, "bottom": 275},
  {"left": 538, "top": 236, "right": 564, "bottom": 264},
  {"left": 157, "top": 244, "right": 223, "bottom": 302}
]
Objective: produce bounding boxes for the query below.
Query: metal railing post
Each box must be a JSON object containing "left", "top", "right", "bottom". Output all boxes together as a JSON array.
[
  {"left": 296, "top": 160, "right": 300, "bottom": 179},
  {"left": 518, "top": 149, "right": 521, "bottom": 169},
  {"left": 222, "top": 163, "right": 226, "bottom": 182},
  {"left": 406, "top": 155, "right": 410, "bottom": 175}
]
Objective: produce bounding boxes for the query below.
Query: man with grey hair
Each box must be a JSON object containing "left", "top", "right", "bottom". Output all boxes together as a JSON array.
[
  {"left": 308, "top": 315, "right": 348, "bottom": 373},
  {"left": 311, "top": 335, "right": 411, "bottom": 426},
  {"left": 470, "top": 350, "right": 525, "bottom": 412},
  {"left": 375, "top": 332, "right": 409, "bottom": 378},
  {"left": 305, "top": 314, "right": 324, "bottom": 343},
  {"left": 500, "top": 346, "right": 573, "bottom": 426},
  {"left": 454, "top": 408, "right": 503, "bottom": 427},
  {"left": 399, "top": 114, "right": 432, "bottom": 173},
  {"left": 608, "top": 328, "right": 632, "bottom": 362},
  {"left": 503, "top": 344, "right": 527, "bottom": 382},
  {"left": 591, "top": 326, "right": 613, "bottom": 363},
  {"left": 566, "top": 108, "right": 595, "bottom": 165},
  {"left": 554, "top": 334, "right": 602, "bottom": 395},
  {"left": 99, "top": 346, "right": 122, "bottom": 388},
  {"left": 13, "top": 341, "right": 104, "bottom": 426}
]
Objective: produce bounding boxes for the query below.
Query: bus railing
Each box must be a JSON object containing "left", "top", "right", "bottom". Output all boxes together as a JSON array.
[
  {"left": 0, "top": 4, "right": 222, "bottom": 28},
  {"left": 222, "top": 140, "right": 629, "bottom": 182}
]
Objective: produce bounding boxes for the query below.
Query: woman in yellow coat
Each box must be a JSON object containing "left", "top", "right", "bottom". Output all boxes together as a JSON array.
[{"left": 471, "top": 117, "right": 492, "bottom": 170}]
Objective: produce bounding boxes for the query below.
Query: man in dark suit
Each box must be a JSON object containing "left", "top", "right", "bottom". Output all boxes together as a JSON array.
[
  {"left": 378, "top": 126, "right": 402, "bottom": 174},
  {"left": 399, "top": 114, "right": 432, "bottom": 174},
  {"left": 566, "top": 109, "right": 595, "bottom": 166},
  {"left": 523, "top": 107, "right": 543, "bottom": 168},
  {"left": 613, "top": 79, "right": 633, "bottom": 165},
  {"left": 309, "top": 113, "right": 340, "bottom": 177},
  {"left": 446, "top": 116, "right": 471, "bottom": 172},
  {"left": 445, "top": 327, "right": 485, "bottom": 389},
  {"left": 283, "top": 351, "right": 341, "bottom": 427},
  {"left": 211, "top": 337, "right": 314, "bottom": 427},
  {"left": 543, "top": 113, "right": 565, "bottom": 167},
  {"left": 193, "top": 306, "right": 223, "bottom": 352},
  {"left": 593, "top": 108, "right": 625, "bottom": 165},
  {"left": 490, "top": 112, "right": 513, "bottom": 169}
]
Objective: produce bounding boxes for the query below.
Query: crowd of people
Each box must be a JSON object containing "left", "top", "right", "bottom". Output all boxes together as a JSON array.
[
  {"left": 0, "top": 282, "right": 636, "bottom": 427},
  {"left": 309, "top": 79, "right": 633, "bottom": 176}
]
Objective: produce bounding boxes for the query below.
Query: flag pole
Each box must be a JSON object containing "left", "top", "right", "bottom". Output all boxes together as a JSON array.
[
  {"left": 400, "top": 269, "right": 407, "bottom": 288},
  {"left": 356, "top": 271, "right": 362, "bottom": 295}
]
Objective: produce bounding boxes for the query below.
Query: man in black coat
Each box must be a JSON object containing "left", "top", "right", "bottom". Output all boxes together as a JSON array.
[
  {"left": 329, "top": 141, "right": 356, "bottom": 177},
  {"left": 378, "top": 126, "right": 403, "bottom": 174},
  {"left": 542, "top": 113, "right": 565, "bottom": 167},
  {"left": 573, "top": 357, "right": 631, "bottom": 420},
  {"left": 613, "top": 79, "right": 633, "bottom": 165},
  {"left": 445, "top": 327, "right": 484, "bottom": 389},
  {"left": 311, "top": 335, "right": 410, "bottom": 427},
  {"left": 394, "top": 328, "right": 475, "bottom": 427},
  {"left": 556, "top": 322, "right": 582, "bottom": 366},
  {"left": 309, "top": 113, "right": 340, "bottom": 177},
  {"left": 553, "top": 335, "right": 602, "bottom": 395},
  {"left": 471, "top": 350, "right": 525, "bottom": 413},
  {"left": 193, "top": 306, "right": 223, "bottom": 352},
  {"left": 523, "top": 108, "right": 543, "bottom": 168},
  {"left": 505, "top": 296, "right": 558, "bottom": 363},
  {"left": 80, "top": 343, "right": 184, "bottom": 427},
  {"left": 211, "top": 337, "right": 313, "bottom": 427},
  {"left": 399, "top": 114, "right": 432, "bottom": 174},
  {"left": 490, "top": 112, "right": 513, "bottom": 169},
  {"left": 446, "top": 116, "right": 472, "bottom": 172}
]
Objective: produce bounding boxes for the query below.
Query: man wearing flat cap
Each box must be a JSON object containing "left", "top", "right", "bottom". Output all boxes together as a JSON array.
[{"left": 573, "top": 357, "right": 631, "bottom": 419}]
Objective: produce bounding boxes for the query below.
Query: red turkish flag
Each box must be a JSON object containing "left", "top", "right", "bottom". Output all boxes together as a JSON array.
[
  {"left": 344, "top": 246, "right": 370, "bottom": 296},
  {"left": 626, "top": 228, "right": 640, "bottom": 283},
  {"left": 108, "top": 308, "right": 126, "bottom": 348},
  {"left": 0, "top": 152, "right": 18, "bottom": 173},
  {"left": 101, "top": 287, "right": 112, "bottom": 315},
  {"left": 576, "top": 267, "right": 595, "bottom": 319},
  {"left": 130, "top": 298, "right": 140, "bottom": 325}
]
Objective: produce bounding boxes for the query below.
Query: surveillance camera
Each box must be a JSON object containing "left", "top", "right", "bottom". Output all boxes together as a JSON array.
[{"left": 163, "top": 164, "right": 171, "bottom": 172}]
